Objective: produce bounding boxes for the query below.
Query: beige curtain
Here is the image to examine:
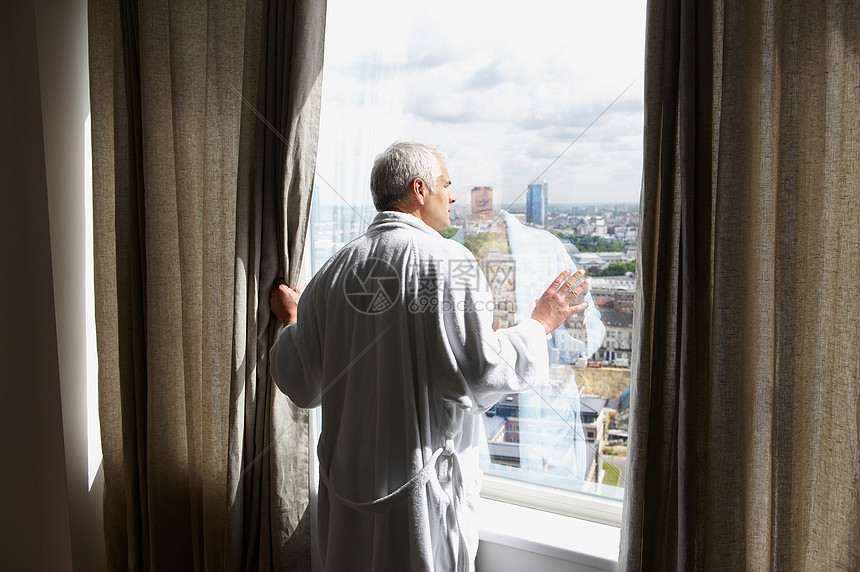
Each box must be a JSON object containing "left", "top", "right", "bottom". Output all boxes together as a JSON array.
[
  {"left": 621, "top": 0, "right": 860, "bottom": 569},
  {"left": 89, "top": 1, "right": 325, "bottom": 570}
]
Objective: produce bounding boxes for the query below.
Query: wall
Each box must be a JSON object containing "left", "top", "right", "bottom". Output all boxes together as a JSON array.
[
  {"left": 36, "top": 0, "right": 107, "bottom": 568},
  {"left": 0, "top": 0, "right": 106, "bottom": 569}
]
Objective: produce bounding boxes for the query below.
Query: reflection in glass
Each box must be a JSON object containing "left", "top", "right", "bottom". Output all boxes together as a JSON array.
[{"left": 455, "top": 211, "right": 625, "bottom": 499}]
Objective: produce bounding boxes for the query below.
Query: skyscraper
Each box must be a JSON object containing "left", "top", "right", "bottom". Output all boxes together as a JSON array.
[{"left": 526, "top": 181, "right": 548, "bottom": 226}]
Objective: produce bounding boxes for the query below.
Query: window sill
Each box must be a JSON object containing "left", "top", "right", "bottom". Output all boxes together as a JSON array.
[
  {"left": 480, "top": 475, "right": 623, "bottom": 526},
  {"left": 477, "top": 498, "right": 620, "bottom": 571}
]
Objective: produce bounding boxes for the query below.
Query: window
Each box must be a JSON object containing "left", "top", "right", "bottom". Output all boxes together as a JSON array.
[{"left": 311, "top": 0, "right": 644, "bottom": 522}]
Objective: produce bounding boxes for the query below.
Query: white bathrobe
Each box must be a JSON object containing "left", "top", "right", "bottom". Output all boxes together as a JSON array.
[{"left": 270, "top": 211, "right": 549, "bottom": 571}]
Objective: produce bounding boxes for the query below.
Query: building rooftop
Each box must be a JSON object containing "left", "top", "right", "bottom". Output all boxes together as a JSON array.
[
  {"left": 588, "top": 276, "right": 635, "bottom": 292},
  {"left": 581, "top": 396, "right": 608, "bottom": 416},
  {"left": 598, "top": 308, "right": 633, "bottom": 328}
]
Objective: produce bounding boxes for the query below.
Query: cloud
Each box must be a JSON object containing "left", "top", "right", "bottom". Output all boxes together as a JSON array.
[
  {"left": 461, "top": 60, "right": 508, "bottom": 91},
  {"left": 318, "top": 0, "right": 647, "bottom": 205},
  {"left": 404, "top": 46, "right": 459, "bottom": 72}
]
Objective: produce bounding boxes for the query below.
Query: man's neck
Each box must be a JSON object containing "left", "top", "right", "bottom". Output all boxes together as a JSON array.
[{"left": 387, "top": 205, "right": 425, "bottom": 224}]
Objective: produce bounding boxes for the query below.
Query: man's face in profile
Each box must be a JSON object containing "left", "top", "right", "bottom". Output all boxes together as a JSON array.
[{"left": 422, "top": 160, "right": 456, "bottom": 231}]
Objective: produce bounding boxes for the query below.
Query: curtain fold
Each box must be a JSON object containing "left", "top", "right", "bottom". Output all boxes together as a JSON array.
[
  {"left": 621, "top": 0, "right": 860, "bottom": 569},
  {"left": 89, "top": 1, "right": 326, "bottom": 569},
  {"left": 228, "top": 1, "right": 326, "bottom": 570}
]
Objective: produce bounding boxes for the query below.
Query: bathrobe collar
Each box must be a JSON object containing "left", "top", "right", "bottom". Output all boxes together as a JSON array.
[{"left": 369, "top": 210, "right": 443, "bottom": 238}]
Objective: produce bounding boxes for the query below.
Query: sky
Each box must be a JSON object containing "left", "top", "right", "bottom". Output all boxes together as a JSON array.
[{"left": 314, "top": 0, "right": 646, "bottom": 209}]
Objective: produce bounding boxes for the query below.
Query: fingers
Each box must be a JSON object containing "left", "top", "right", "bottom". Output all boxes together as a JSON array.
[
  {"left": 564, "top": 272, "right": 589, "bottom": 315},
  {"left": 274, "top": 280, "right": 299, "bottom": 295},
  {"left": 549, "top": 270, "right": 571, "bottom": 289},
  {"left": 559, "top": 269, "right": 588, "bottom": 301},
  {"left": 547, "top": 269, "right": 584, "bottom": 293},
  {"left": 567, "top": 301, "right": 588, "bottom": 316},
  {"left": 542, "top": 269, "right": 589, "bottom": 305},
  {"left": 566, "top": 278, "right": 589, "bottom": 299},
  {"left": 559, "top": 269, "right": 585, "bottom": 290}
]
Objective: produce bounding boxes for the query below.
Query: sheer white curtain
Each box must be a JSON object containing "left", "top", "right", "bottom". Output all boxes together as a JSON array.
[{"left": 310, "top": 2, "right": 410, "bottom": 271}]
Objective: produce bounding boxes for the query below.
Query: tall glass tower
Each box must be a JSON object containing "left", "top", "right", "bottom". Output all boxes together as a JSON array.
[{"left": 526, "top": 181, "right": 548, "bottom": 226}]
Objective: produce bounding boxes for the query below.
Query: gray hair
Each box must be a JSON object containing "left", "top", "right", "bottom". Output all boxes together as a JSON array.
[{"left": 370, "top": 141, "right": 446, "bottom": 211}]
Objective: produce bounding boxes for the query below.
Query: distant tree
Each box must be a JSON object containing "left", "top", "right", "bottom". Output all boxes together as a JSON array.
[
  {"left": 549, "top": 232, "right": 633, "bottom": 253},
  {"left": 438, "top": 227, "right": 459, "bottom": 239},
  {"left": 462, "top": 230, "right": 509, "bottom": 259},
  {"left": 575, "top": 237, "right": 625, "bottom": 252},
  {"left": 599, "top": 260, "right": 636, "bottom": 276}
]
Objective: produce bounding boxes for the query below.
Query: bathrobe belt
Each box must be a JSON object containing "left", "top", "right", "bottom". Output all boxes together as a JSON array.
[
  {"left": 320, "top": 439, "right": 464, "bottom": 515},
  {"left": 321, "top": 439, "right": 473, "bottom": 569}
]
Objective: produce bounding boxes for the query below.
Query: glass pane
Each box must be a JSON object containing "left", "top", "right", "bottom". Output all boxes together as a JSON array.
[{"left": 313, "top": 0, "right": 645, "bottom": 502}]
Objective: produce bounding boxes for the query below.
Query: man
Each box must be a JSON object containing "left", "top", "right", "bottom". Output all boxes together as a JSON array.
[{"left": 269, "top": 141, "right": 589, "bottom": 571}]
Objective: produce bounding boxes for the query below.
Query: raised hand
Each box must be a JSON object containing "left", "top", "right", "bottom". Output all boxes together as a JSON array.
[{"left": 530, "top": 269, "right": 590, "bottom": 334}]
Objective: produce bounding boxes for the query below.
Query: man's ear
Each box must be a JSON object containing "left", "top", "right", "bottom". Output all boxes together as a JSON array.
[{"left": 411, "top": 177, "right": 428, "bottom": 206}]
